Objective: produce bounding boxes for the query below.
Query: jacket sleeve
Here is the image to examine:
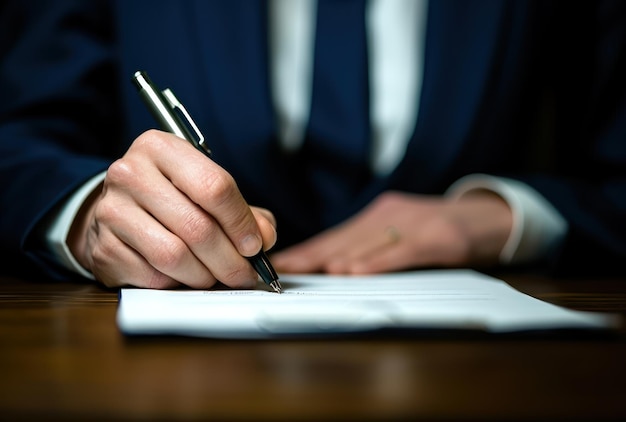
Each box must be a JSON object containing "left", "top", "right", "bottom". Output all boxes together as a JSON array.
[
  {"left": 516, "top": 1, "right": 626, "bottom": 277},
  {"left": 0, "top": 1, "right": 121, "bottom": 280}
]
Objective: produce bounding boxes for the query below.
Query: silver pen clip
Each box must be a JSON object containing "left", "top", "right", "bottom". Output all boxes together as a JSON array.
[{"left": 162, "top": 88, "right": 212, "bottom": 157}]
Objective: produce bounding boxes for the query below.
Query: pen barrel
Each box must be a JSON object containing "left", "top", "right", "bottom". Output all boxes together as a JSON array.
[
  {"left": 132, "top": 71, "right": 198, "bottom": 147},
  {"left": 249, "top": 251, "right": 279, "bottom": 286}
]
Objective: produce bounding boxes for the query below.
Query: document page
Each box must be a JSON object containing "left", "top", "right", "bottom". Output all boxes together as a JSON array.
[{"left": 117, "top": 270, "right": 619, "bottom": 338}]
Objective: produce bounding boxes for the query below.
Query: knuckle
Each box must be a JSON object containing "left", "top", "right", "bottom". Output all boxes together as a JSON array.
[
  {"left": 93, "top": 198, "right": 125, "bottom": 228},
  {"left": 199, "top": 170, "right": 237, "bottom": 206},
  {"left": 135, "top": 129, "right": 166, "bottom": 151},
  {"left": 151, "top": 238, "right": 187, "bottom": 273},
  {"left": 105, "top": 159, "right": 135, "bottom": 186},
  {"left": 127, "top": 130, "right": 172, "bottom": 163},
  {"left": 178, "top": 210, "right": 216, "bottom": 245}
]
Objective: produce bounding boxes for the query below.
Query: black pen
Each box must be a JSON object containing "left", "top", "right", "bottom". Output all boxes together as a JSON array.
[{"left": 131, "top": 70, "right": 282, "bottom": 293}]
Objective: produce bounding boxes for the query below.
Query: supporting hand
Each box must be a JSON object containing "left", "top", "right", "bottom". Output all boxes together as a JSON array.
[{"left": 271, "top": 190, "right": 512, "bottom": 274}]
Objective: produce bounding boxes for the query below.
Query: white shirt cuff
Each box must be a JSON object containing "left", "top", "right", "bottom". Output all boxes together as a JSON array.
[
  {"left": 45, "top": 172, "right": 106, "bottom": 279},
  {"left": 445, "top": 174, "right": 568, "bottom": 265}
]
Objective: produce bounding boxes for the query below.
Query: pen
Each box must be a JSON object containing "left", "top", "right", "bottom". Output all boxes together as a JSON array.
[{"left": 131, "top": 70, "right": 282, "bottom": 294}]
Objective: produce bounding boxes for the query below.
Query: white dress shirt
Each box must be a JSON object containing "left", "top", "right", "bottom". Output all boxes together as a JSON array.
[{"left": 47, "top": 0, "right": 567, "bottom": 278}]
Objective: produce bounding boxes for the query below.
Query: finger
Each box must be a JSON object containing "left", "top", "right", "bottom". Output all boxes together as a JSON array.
[
  {"left": 323, "top": 226, "right": 402, "bottom": 274},
  {"left": 129, "top": 173, "right": 258, "bottom": 288},
  {"left": 94, "top": 191, "right": 222, "bottom": 289},
  {"left": 114, "top": 133, "right": 260, "bottom": 288},
  {"left": 251, "top": 207, "right": 278, "bottom": 251},
  {"left": 337, "top": 241, "right": 425, "bottom": 275},
  {"left": 333, "top": 225, "right": 399, "bottom": 261},
  {"left": 252, "top": 206, "right": 277, "bottom": 228},
  {"left": 339, "top": 227, "right": 469, "bottom": 275},
  {"left": 271, "top": 209, "right": 392, "bottom": 273},
  {"left": 270, "top": 226, "right": 350, "bottom": 273},
  {"left": 144, "top": 131, "right": 264, "bottom": 257},
  {"left": 88, "top": 225, "right": 181, "bottom": 289}
]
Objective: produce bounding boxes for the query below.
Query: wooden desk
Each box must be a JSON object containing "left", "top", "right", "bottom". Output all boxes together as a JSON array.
[{"left": 1, "top": 273, "right": 624, "bottom": 421}]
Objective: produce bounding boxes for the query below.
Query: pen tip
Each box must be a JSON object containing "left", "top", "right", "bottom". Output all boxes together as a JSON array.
[{"left": 270, "top": 281, "right": 283, "bottom": 294}]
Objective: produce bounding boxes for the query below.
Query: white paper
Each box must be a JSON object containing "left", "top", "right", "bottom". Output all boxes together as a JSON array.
[{"left": 117, "top": 269, "right": 619, "bottom": 338}]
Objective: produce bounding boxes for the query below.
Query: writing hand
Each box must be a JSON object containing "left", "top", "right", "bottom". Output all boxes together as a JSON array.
[
  {"left": 271, "top": 191, "right": 512, "bottom": 274},
  {"left": 67, "top": 130, "right": 277, "bottom": 289}
]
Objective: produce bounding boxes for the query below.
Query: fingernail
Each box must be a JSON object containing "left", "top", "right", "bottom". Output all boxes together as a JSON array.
[
  {"left": 269, "top": 225, "right": 278, "bottom": 249},
  {"left": 240, "top": 234, "right": 262, "bottom": 256}
]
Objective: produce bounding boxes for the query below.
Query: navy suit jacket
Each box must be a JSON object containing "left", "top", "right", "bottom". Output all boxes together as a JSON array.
[{"left": 1, "top": 0, "right": 626, "bottom": 279}]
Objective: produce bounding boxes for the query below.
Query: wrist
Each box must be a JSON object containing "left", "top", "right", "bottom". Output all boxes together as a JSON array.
[{"left": 67, "top": 182, "right": 102, "bottom": 273}]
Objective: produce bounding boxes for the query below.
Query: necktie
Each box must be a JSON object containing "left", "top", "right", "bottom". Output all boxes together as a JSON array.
[{"left": 305, "top": 0, "right": 372, "bottom": 226}]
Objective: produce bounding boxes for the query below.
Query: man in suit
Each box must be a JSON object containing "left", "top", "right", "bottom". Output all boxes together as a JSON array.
[{"left": 1, "top": 0, "right": 625, "bottom": 289}]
